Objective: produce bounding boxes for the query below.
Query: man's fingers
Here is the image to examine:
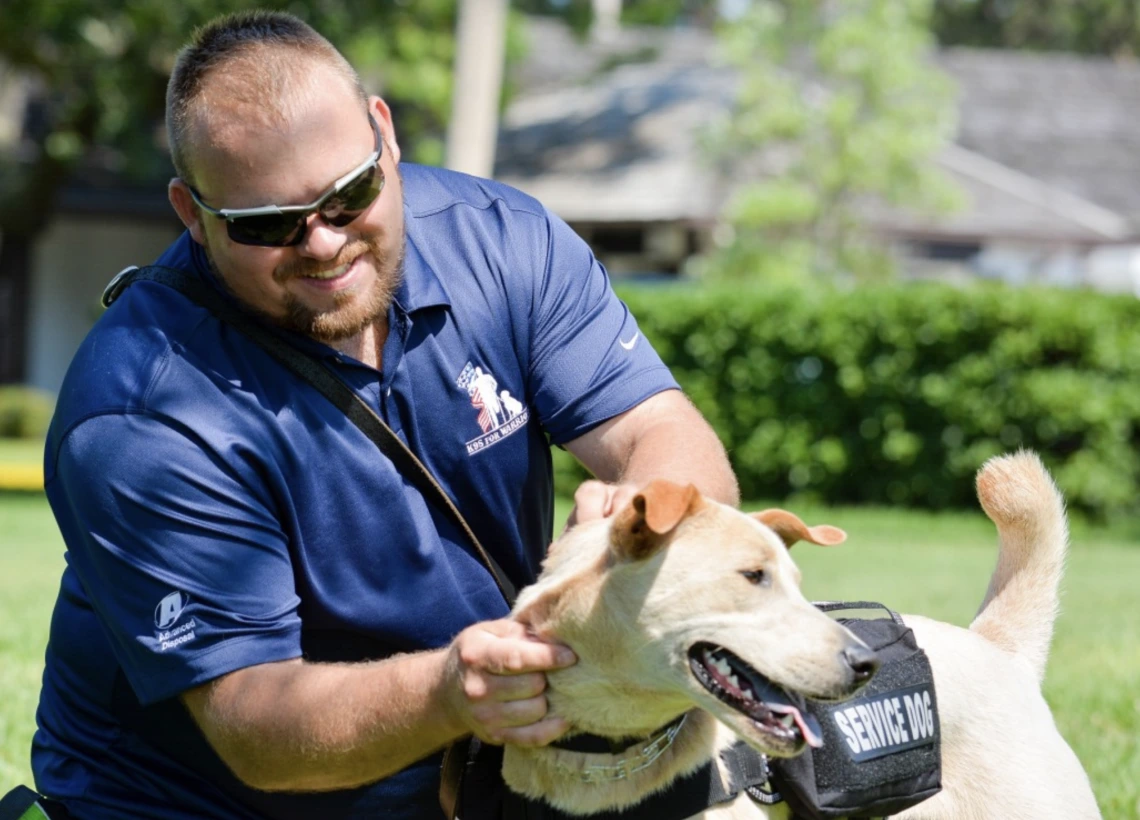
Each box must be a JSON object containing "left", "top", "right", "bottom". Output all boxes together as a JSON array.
[
  {"left": 459, "top": 627, "right": 575, "bottom": 675},
  {"left": 573, "top": 480, "right": 610, "bottom": 511},
  {"left": 605, "top": 484, "right": 640, "bottom": 517},
  {"left": 565, "top": 480, "right": 609, "bottom": 531},
  {"left": 474, "top": 694, "right": 551, "bottom": 737},
  {"left": 493, "top": 715, "right": 571, "bottom": 748},
  {"left": 566, "top": 481, "right": 644, "bottom": 530},
  {"left": 477, "top": 619, "right": 530, "bottom": 639},
  {"left": 462, "top": 671, "right": 546, "bottom": 703},
  {"left": 484, "top": 641, "right": 574, "bottom": 675},
  {"left": 446, "top": 619, "right": 578, "bottom": 743}
]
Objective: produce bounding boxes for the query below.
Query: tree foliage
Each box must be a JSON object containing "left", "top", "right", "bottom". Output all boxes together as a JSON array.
[
  {"left": 0, "top": 0, "right": 465, "bottom": 381},
  {"left": 933, "top": 0, "right": 1140, "bottom": 56},
  {"left": 513, "top": 0, "right": 718, "bottom": 36},
  {"left": 0, "top": 0, "right": 459, "bottom": 193},
  {"left": 697, "top": 0, "right": 961, "bottom": 283}
]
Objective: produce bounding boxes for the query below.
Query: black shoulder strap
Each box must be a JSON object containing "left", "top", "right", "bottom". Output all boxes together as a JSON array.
[{"left": 102, "top": 264, "right": 517, "bottom": 606}]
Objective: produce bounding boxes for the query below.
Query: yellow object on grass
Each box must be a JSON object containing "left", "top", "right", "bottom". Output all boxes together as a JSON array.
[{"left": 0, "top": 463, "right": 43, "bottom": 491}]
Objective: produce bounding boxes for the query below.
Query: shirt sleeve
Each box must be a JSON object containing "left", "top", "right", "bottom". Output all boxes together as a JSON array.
[
  {"left": 526, "top": 209, "right": 679, "bottom": 444},
  {"left": 48, "top": 412, "right": 302, "bottom": 705}
]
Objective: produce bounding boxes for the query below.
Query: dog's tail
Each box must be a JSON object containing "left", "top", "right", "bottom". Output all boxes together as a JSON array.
[{"left": 969, "top": 450, "right": 1068, "bottom": 684}]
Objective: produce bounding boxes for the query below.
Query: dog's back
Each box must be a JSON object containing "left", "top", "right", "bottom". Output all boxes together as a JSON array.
[{"left": 896, "top": 452, "right": 1101, "bottom": 819}]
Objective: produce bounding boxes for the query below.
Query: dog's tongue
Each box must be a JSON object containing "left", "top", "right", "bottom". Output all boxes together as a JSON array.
[
  {"left": 768, "top": 702, "right": 824, "bottom": 748},
  {"left": 749, "top": 676, "right": 824, "bottom": 748}
]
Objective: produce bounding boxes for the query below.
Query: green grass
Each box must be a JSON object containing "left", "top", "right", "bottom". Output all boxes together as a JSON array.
[
  {"left": 0, "top": 439, "right": 43, "bottom": 464},
  {"left": 2, "top": 493, "right": 1138, "bottom": 816},
  {"left": 0, "top": 494, "right": 66, "bottom": 790}
]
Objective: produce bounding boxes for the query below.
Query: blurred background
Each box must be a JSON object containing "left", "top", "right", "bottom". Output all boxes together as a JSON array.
[
  {"left": 1, "top": 0, "right": 1139, "bottom": 815},
  {"left": 4, "top": 0, "right": 1140, "bottom": 516}
]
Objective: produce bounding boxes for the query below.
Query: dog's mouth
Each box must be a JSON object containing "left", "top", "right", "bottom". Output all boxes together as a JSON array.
[{"left": 688, "top": 642, "right": 823, "bottom": 751}]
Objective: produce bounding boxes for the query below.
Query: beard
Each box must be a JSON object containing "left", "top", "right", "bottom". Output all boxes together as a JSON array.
[
  {"left": 204, "top": 223, "right": 406, "bottom": 344},
  {"left": 275, "top": 227, "right": 406, "bottom": 343}
]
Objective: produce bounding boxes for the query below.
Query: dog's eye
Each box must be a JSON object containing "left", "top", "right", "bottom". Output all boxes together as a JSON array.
[{"left": 740, "top": 569, "right": 768, "bottom": 586}]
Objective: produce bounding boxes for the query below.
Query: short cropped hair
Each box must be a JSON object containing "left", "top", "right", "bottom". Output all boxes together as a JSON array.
[{"left": 166, "top": 10, "right": 368, "bottom": 184}]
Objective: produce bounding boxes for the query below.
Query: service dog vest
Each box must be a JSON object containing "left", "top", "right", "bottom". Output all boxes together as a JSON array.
[{"left": 768, "top": 601, "right": 942, "bottom": 819}]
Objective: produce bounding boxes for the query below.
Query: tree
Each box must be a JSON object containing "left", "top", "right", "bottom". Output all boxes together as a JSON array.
[
  {"left": 0, "top": 0, "right": 460, "bottom": 383},
  {"left": 933, "top": 0, "right": 1140, "bottom": 56},
  {"left": 513, "top": 0, "right": 719, "bottom": 36},
  {"left": 697, "top": 0, "right": 961, "bottom": 283}
]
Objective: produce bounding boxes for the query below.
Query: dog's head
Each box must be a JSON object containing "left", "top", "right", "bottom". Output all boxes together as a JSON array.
[{"left": 513, "top": 481, "right": 878, "bottom": 759}]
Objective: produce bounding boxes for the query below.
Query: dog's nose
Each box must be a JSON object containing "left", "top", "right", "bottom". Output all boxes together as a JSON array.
[{"left": 842, "top": 645, "right": 879, "bottom": 684}]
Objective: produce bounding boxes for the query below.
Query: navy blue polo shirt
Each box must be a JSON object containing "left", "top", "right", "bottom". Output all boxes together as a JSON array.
[{"left": 33, "top": 163, "right": 678, "bottom": 820}]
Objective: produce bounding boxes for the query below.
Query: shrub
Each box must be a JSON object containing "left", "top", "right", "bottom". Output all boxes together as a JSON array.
[
  {"left": 0, "top": 386, "right": 55, "bottom": 440},
  {"left": 555, "top": 280, "right": 1140, "bottom": 519}
]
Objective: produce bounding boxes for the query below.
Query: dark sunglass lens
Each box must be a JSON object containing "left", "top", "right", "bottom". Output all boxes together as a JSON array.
[
  {"left": 228, "top": 213, "right": 306, "bottom": 247},
  {"left": 321, "top": 165, "right": 384, "bottom": 227}
]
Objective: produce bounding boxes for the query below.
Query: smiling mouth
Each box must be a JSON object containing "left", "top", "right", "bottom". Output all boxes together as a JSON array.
[
  {"left": 302, "top": 258, "right": 355, "bottom": 280},
  {"left": 688, "top": 642, "right": 823, "bottom": 750}
]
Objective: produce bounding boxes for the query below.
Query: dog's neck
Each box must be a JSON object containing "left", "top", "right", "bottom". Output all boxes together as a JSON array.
[{"left": 501, "top": 711, "right": 775, "bottom": 817}]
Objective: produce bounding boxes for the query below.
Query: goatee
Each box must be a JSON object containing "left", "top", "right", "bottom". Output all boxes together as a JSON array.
[{"left": 203, "top": 227, "right": 406, "bottom": 343}]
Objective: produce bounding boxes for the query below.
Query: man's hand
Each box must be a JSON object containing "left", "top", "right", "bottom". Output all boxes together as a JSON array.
[
  {"left": 443, "top": 619, "right": 576, "bottom": 747},
  {"left": 563, "top": 480, "right": 640, "bottom": 532}
]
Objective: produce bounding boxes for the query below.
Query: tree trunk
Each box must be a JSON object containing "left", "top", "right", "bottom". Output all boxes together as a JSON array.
[{"left": 0, "top": 231, "right": 32, "bottom": 384}]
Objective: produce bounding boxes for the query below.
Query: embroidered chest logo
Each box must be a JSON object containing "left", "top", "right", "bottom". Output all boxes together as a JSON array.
[{"left": 456, "top": 362, "right": 529, "bottom": 456}]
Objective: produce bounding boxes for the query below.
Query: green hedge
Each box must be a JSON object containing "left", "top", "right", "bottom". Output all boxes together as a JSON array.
[
  {"left": 0, "top": 386, "right": 54, "bottom": 440},
  {"left": 555, "top": 281, "right": 1140, "bottom": 518}
]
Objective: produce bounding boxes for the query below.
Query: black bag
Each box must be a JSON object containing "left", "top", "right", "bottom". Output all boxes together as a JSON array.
[{"left": 768, "top": 602, "right": 942, "bottom": 819}]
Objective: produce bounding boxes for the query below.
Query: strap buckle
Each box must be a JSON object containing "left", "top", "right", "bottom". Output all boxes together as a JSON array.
[{"left": 101, "top": 265, "right": 140, "bottom": 308}]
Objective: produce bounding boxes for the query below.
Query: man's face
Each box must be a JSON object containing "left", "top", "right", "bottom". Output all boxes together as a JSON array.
[{"left": 179, "top": 67, "right": 405, "bottom": 343}]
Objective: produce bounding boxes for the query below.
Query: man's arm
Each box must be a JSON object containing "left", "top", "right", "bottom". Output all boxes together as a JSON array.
[
  {"left": 563, "top": 388, "right": 739, "bottom": 526},
  {"left": 182, "top": 619, "right": 575, "bottom": 792}
]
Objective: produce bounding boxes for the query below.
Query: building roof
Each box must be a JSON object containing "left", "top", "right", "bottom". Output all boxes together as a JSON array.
[
  {"left": 497, "top": 58, "right": 734, "bottom": 223},
  {"left": 497, "top": 20, "right": 1140, "bottom": 243},
  {"left": 942, "top": 47, "right": 1140, "bottom": 224}
]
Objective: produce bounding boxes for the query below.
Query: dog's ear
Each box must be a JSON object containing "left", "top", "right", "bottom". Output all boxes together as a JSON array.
[
  {"left": 611, "top": 480, "right": 701, "bottom": 562},
  {"left": 752, "top": 509, "right": 846, "bottom": 549}
]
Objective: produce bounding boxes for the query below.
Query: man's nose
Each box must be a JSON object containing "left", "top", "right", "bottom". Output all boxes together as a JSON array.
[{"left": 296, "top": 214, "right": 347, "bottom": 260}]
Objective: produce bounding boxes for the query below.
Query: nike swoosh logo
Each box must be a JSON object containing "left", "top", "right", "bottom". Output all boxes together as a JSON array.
[{"left": 620, "top": 332, "right": 640, "bottom": 351}]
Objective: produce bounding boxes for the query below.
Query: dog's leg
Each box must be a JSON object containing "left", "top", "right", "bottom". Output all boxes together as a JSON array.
[{"left": 969, "top": 450, "right": 1067, "bottom": 683}]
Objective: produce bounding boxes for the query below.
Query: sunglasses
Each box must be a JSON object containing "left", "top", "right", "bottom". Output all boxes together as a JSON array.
[{"left": 187, "top": 115, "right": 385, "bottom": 247}]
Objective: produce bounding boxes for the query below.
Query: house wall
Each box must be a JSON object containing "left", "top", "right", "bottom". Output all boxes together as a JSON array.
[
  {"left": 569, "top": 221, "right": 702, "bottom": 277},
  {"left": 27, "top": 215, "right": 182, "bottom": 394},
  {"left": 1084, "top": 245, "right": 1140, "bottom": 296}
]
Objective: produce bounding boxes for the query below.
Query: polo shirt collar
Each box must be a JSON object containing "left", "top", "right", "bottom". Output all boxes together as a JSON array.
[{"left": 395, "top": 214, "right": 451, "bottom": 314}]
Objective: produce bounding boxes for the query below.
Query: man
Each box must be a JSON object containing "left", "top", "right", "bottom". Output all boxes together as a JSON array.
[{"left": 32, "top": 11, "right": 737, "bottom": 820}]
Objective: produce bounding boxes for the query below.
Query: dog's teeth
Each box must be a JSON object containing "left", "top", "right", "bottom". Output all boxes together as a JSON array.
[
  {"left": 780, "top": 714, "right": 795, "bottom": 728},
  {"left": 728, "top": 674, "right": 741, "bottom": 689},
  {"left": 714, "top": 659, "right": 732, "bottom": 676},
  {"left": 742, "top": 689, "right": 755, "bottom": 701}
]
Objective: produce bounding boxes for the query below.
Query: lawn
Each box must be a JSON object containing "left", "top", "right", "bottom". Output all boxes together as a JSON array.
[{"left": 1, "top": 492, "right": 1137, "bottom": 816}]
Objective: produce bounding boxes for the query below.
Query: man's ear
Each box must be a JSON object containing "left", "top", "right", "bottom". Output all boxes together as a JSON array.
[
  {"left": 752, "top": 509, "right": 846, "bottom": 549},
  {"left": 369, "top": 96, "right": 401, "bottom": 165},
  {"left": 611, "top": 481, "right": 702, "bottom": 562},
  {"left": 168, "top": 179, "right": 207, "bottom": 245}
]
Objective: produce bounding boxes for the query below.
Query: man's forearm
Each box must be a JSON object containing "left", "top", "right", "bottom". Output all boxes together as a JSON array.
[
  {"left": 184, "top": 618, "right": 572, "bottom": 793},
  {"left": 186, "top": 649, "right": 462, "bottom": 792},
  {"left": 618, "top": 411, "right": 739, "bottom": 506},
  {"left": 566, "top": 389, "right": 740, "bottom": 508}
]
